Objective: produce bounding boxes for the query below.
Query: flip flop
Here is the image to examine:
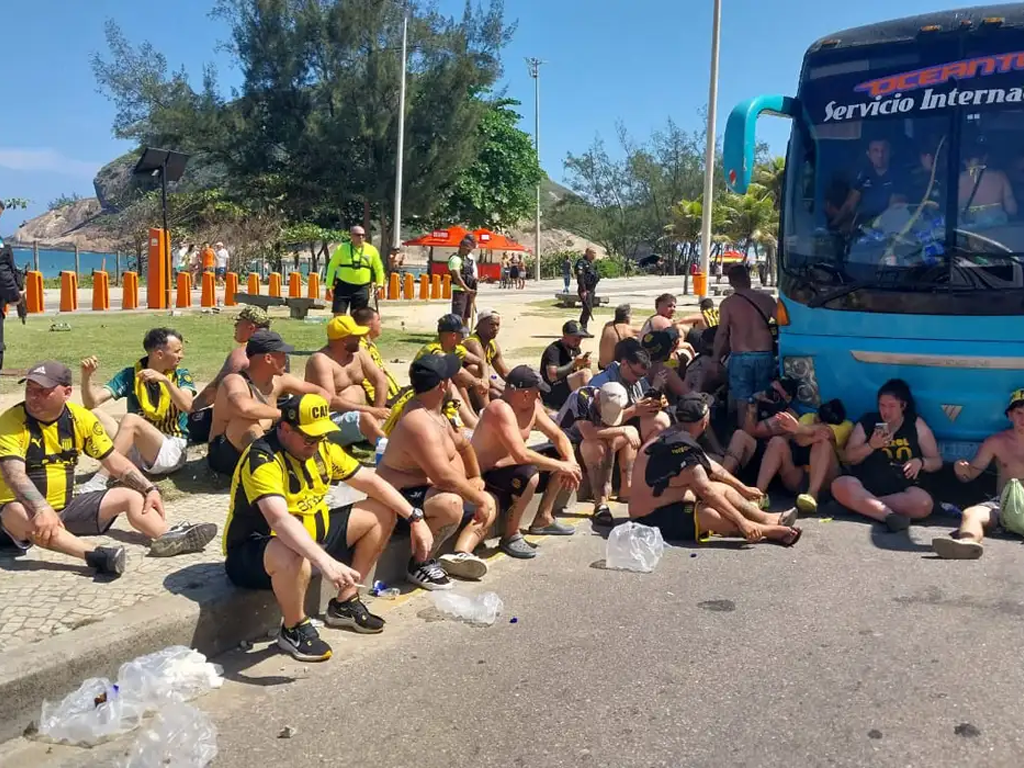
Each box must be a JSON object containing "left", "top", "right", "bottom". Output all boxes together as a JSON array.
[
  {"left": 778, "top": 507, "right": 799, "bottom": 527},
  {"left": 527, "top": 521, "right": 576, "bottom": 536},
  {"left": 769, "top": 526, "right": 802, "bottom": 548},
  {"left": 592, "top": 505, "right": 615, "bottom": 527},
  {"left": 932, "top": 537, "right": 983, "bottom": 560}
]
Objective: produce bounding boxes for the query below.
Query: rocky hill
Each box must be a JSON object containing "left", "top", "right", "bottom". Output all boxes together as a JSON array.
[{"left": 11, "top": 198, "right": 115, "bottom": 251}]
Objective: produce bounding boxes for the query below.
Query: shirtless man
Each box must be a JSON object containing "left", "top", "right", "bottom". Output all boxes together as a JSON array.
[
  {"left": 305, "top": 316, "right": 389, "bottom": 446},
  {"left": 207, "top": 330, "right": 328, "bottom": 475},
  {"left": 472, "top": 366, "right": 583, "bottom": 558},
  {"left": 933, "top": 389, "right": 1024, "bottom": 559},
  {"left": 416, "top": 314, "right": 486, "bottom": 428},
  {"left": 377, "top": 353, "right": 498, "bottom": 586},
  {"left": 959, "top": 143, "right": 1018, "bottom": 226},
  {"left": 629, "top": 394, "right": 801, "bottom": 546},
  {"left": 462, "top": 309, "right": 511, "bottom": 406},
  {"left": 192, "top": 306, "right": 270, "bottom": 415},
  {"left": 598, "top": 304, "right": 636, "bottom": 370},
  {"left": 639, "top": 294, "right": 696, "bottom": 364},
  {"left": 713, "top": 265, "right": 777, "bottom": 412}
]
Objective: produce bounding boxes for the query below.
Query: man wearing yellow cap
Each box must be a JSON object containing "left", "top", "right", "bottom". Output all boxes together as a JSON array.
[
  {"left": 325, "top": 226, "right": 384, "bottom": 316},
  {"left": 224, "top": 394, "right": 428, "bottom": 660},
  {"left": 305, "top": 316, "right": 390, "bottom": 446}
]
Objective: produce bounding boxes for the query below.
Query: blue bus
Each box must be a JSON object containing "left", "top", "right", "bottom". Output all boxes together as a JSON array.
[{"left": 724, "top": 4, "right": 1024, "bottom": 461}]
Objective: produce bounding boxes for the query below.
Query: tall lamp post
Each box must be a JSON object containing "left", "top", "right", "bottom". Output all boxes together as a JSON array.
[
  {"left": 698, "top": 0, "right": 723, "bottom": 285},
  {"left": 392, "top": 7, "right": 409, "bottom": 250},
  {"left": 526, "top": 57, "right": 545, "bottom": 282}
]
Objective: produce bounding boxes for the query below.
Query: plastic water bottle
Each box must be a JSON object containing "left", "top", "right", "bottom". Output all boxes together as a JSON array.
[
  {"left": 370, "top": 580, "right": 400, "bottom": 600},
  {"left": 375, "top": 437, "right": 388, "bottom": 466}
]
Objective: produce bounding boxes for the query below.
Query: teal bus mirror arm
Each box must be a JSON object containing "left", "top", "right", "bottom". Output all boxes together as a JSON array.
[{"left": 724, "top": 95, "right": 801, "bottom": 194}]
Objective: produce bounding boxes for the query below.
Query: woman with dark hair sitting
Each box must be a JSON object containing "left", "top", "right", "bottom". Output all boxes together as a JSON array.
[{"left": 830, "top": 378, "right": 941, "bottom": 531}]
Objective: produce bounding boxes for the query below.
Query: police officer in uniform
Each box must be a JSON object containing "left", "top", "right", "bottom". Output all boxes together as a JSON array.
[
  {"left": 574, "top": 247, "right": 599, "bottom": 332},
  {"left": 325, "top": 226, "right": 384, "bottom": 316},
  {"left": 0, "top": 201, "right": 26, "bottom": 371}
]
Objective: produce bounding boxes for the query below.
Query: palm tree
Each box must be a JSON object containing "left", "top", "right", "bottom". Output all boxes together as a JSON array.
[{"left": 754, "top": 156, "right": 786, "bottom": 212}]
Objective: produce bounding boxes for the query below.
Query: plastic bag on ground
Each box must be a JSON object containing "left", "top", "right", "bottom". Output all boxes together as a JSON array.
[
  {"left": 431, "top": 591, "right": 504, "bottom": 625},
  {"left": 117, "top": 646, "right": 224, "bottom": 719},
  {"left": 123, "top": 703, "right": 218, "bottom": 768},
  {"left": 39, "top": 677, "right": 134, "bottom": 745},
  {"left": 606, "top": 521, "right": 665, "bottom": 573}
]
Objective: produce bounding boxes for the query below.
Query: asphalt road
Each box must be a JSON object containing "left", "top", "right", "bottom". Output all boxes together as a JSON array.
[{"left": 14, "top": 508, "right": 1024, "bottom": 768}]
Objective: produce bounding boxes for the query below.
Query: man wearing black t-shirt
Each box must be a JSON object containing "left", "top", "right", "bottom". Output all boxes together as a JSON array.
[
  {"left": 539, "top": 321, "right": 593, "bottom": 409},
  {"left": 830, "top": 138, "right": 902, "bottom": 229},
  {"left": 718, "top": 376, "right": 800, "bottom": 485}
]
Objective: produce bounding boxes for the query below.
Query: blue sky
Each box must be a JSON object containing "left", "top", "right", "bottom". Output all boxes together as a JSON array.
[{"left": 0, "top": 0, "right": 973, "bottom": 230}]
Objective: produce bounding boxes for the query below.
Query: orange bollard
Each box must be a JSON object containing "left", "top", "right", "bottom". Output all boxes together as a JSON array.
[
  {"left": 308, "top": 273, "right": 320, "bottom": 299},
  {"left": 247, "top": 272, "right": 260, "bottom": 295},
  {"left": 91, "top": 271, "right": 110, "bottom": 311},
  {"left": 693, "top": 271, "right": 707, "bottom": 297},
  {"left": 430, "top": 274, "right": 441, "bottom": 299},
  {"left": 288, "top": 272, "right": 302, "bottom": 298},
  {"left": 268, "top": 272, "right": 282, "bottom": 297},
  {"left": 201, "top": 271, "right": 216, "bottom": 308},
  {"left": 377, "top": 285, "right": 385, "bottom": 300},
  {"left": 388, "top": 272, "right": 400, "bottom": 300},
  {"left": 25, "top": 271, "right": 44, "bottom": 314},
  {"left": 122, "top": 271, "right": 138, "bottom": 310},
  {"left": 224, "top": 272, "right": 238, "bottom": 306},
  {"left": 419, "top": 274, "right": 429, "bottom": 300},
  {"left": 176, "top": 272, "right": 192, "bottom": 308},
  {"left": 442, "top": 274, "right": 451, "bottom": 299},
  {"left": 59, "top": 271, "right": 78, "bottom": 312},
  {"left": 403, "top": 273, "right": 414, "bottom": 300}
]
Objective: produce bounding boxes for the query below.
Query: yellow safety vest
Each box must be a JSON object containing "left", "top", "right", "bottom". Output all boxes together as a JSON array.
[{"left": 326, "top": 242, "right": 384, "bottom": 287}]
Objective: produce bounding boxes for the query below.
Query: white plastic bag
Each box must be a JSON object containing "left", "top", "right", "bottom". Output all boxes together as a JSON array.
[
  {"left": 123, "top": 703, "right": 218, "bottom": 768},
  {"left": 431, "top": 591, "right": 504, "bottom": 625},
  {"left": 117, "top": 646, "right": 224, "bottom": 719},
  {"left": 39, "top": 678, "right": 135, "bottom": 745},
  {"left": 606, "top": 521, "right": 665, "bottom": 572}
]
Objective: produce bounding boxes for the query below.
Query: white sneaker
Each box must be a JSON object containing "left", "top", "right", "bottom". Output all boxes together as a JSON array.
[
  {"left": 78, "top": 473, "right": 110, "bottom": 494},
  {"left": 438, "top": 552, "right": 488, "bottom": 580}
]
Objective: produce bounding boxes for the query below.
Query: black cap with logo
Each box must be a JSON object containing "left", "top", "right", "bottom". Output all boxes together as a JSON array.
[
  {"left": 410, "top": 353, "right": 462, "bottom": 394},
  {"left": 641, "top": 327, "right": 680, "bottom": 363},
  {"left": 437, "top": 314, "right": 470, "bottom": 335},
  {"left": 246, "top": 330, "right": 295, "bottom": 357},
  {"left": 674, "top": 393, "right": 713, "bottom": 423},
  {"left": 562, "top": 320, "right": 594, "bottom": 338},
  {"left": 20, "top": 360, "right": 72, "bottom": 388},
  {"left": 506, "top": 365, "right": 551, "bottom": 393}
]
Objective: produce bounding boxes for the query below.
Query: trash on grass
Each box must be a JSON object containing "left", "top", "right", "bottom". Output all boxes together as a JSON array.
[
  {"left": 431, "top": 591, "right": 504, "bottom": 625},
  {"left": 605, "top": 521, "right": 664, "bottom": 573},
  {"left": 123, "top": 703, "right": 218, "bottom": 768}
]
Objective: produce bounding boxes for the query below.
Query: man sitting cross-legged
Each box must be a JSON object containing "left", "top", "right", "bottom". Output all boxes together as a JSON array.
[
  {"left": 629, "top": 394, "right": 801, "bottom": 546},
  {"left": 933, "top": 388, "right": 1024, "bottom": 559},
  {"left": 0, "top": 361, "right": 216, "bottom": 576},
  {"left": 207, "top": 330, "right": 328, "bottom": 476},
  {"left": 80, "top": 328, "right": 196, "bottom": 491},
  {"left": 223, "top": 394, "right": 430, "bottom": 662},
  {"left": 556, "top": 381, "right": 637, "bottom": 525},
  {"left": 472, "top": 366, "right": 583, "bottom": 557},
  {"left": 305, "top": 316, "right": 389, "bottom": 447},
  {"left": 377, "top": 353, "right": 498, "bottom": 588}
]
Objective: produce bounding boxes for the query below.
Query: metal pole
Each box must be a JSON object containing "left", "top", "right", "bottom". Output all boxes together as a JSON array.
[
  {"left": 699, "top": 0, "right": 722, "bottom": 282},
  {"left": 161, "top": 161, "right": 172, "bottom": 309},
  {"left": 392, "top": 10, "right": 408, "bottom": 250},
  {"left": 527, "top": 57, "right": 544, "bottom": 282}
]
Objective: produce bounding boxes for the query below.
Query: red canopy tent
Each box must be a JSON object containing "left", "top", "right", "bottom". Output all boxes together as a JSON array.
[{"left": 404, "top": 226, "right": 529, "bottom": 281}]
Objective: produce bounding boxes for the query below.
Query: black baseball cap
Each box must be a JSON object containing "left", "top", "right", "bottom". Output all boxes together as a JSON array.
[
  {"left": 506, "top": 365, "right": 551, "bottom": 393},
  {"left": 410, "top": 353, "right": 462, "bottom": 394},
  {"left": 641, "top": 327, "right": 680, "bottom": 363},
  {"left": 246, "top": 330, "right": 295, "bottom": 357},
  {"left": 562, "top": 320, "right": 593, "bottom": 338},
  {"left": 20, "top": 360, "right": 72, "bottom": 388},
  {"left": 674, "top": 393, "right": 713, "bottom": 423},
  {"left": 438, "top": 313, "right": 470, "bottom": 335}
]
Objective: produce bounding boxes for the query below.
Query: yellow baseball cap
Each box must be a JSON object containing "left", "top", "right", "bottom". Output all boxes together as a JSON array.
[
  {"left": 1007, "top": 388, "right": 1024, "bottom": 414},
  {"left": 327, "top": 316, "right": 370, "bottom": 340},
  {"left": 281, "top": 394, "right": 339, "bottom": 437}
]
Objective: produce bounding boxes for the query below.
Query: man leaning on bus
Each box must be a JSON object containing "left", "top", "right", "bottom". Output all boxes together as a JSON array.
[{"left": 325, "top": 226, "right": 384, "bottom": 316}]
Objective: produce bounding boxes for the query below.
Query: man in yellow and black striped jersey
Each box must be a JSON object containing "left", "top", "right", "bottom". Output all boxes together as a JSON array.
[
  {"left": 223, "top": 393, "right": 428, "bottom": 662},
  {"left": 79, "top": 327, "right": 196, "bottom": 490},
  {"left": 0, "top": 361, "right": 216, "bottom": 576}
]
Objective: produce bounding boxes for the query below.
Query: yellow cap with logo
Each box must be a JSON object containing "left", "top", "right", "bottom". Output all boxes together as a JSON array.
[
  {"left": 327, "top": 316, "right": 370, "bottom": 341},
  {"left": 1007, "top": 388, "right": 1024, "bottom": 414},
  {"left": 281, "top": 394, "right": 339, "bottom": 437}
]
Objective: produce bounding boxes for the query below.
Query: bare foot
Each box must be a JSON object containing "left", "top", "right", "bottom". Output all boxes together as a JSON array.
[{"left": 763, "top": 524, "right": 802, "bottom": 547}]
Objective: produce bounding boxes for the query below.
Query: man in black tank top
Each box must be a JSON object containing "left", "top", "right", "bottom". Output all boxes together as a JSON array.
[{"left": 831, "top": 380, "right": 941, "bottom": 532}]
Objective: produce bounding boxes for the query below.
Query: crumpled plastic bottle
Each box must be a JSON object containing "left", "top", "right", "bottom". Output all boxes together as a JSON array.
[
  {"left": 122, "top": 702, "right": 218, "bottom": 768},
  {"left": 431, "top": 591, "right": 504, "bottom": 625},
  {"left": 605, "top": 521, "right": 665, "bottom": 573}
]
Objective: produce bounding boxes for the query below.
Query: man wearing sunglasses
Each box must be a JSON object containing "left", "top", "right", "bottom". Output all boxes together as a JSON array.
[
  {"left": 326, "top": 226, "right": 384, "bottom": 316},
  {"left": 590, "top": 338, "right": 671, "bottom": 441},
  {"left": 223, "top": 393, "right": 426, "bottom": 662}
]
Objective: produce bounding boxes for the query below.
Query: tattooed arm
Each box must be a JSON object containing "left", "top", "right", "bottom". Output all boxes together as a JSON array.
[
  {"left": 101, "top": 450, "right": 166, "bottom": 518},
  {"left": 0, "top": 458, "right": 64, "bottom": 546}
]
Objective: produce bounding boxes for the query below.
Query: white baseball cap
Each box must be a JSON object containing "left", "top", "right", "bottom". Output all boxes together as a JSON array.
[{"left": 598, "top": 382, "right": 629, "bottom": 426}]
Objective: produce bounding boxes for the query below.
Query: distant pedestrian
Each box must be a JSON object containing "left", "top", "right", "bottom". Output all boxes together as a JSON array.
[
  {"left": 201, "top": 242, "right": 216, "bottom": 276},
  {"left": 0, "top": 201, "right": 25, "bottom": 372},
  {"left": 562, "top": 255, "right": 572, "bottom": 294},
  {"left": 575, "top": 247, "right": 599, "bottom": 332},
  {"left": 214, "top": 242, "right": 229, "bottom": 284}
]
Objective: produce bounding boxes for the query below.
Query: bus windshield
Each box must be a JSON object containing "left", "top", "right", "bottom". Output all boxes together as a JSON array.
[{"left": 783, "top": 38, "right": 1024, "bottom": 308}]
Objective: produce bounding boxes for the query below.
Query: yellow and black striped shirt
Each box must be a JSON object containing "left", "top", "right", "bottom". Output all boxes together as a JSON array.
[
  {"left": 223, "top": 430, "right": 360, "bottom": 553},
  {"left": 0, "top": 402, "right": 114, "bottom": 511},
  {"left": 466, "top": 333, "right": 498, "bottom": 366},
  {"left": 359, "top": 337, "right": 401, "bottom": 404}
]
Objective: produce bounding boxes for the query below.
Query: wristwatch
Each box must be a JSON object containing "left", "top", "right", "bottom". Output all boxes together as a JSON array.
[{"left": 408, "top": 507, "right": 425, "bottom": 524}]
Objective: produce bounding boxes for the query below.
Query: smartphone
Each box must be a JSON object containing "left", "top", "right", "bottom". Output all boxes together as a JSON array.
[{"left": 874, "top": 422, "right": 890, "bottom": 437}]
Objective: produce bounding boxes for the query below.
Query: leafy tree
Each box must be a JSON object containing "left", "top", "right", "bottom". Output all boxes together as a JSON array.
[{"left": 48, "top": 193, "right": 83, "bottom": 211}]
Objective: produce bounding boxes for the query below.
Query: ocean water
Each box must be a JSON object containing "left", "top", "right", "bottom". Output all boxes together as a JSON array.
[{"left": 10, "top": 248, "right": 137, "bottom": 279}]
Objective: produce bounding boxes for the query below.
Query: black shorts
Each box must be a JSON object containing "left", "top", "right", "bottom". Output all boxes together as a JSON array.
[
  {"left": 635, "top": 500, "right": 699, "bottom": 542},
  {"left": 188, "top": 407, "right": 214, "bottom": 445},
  {"left": 224, "top": 505, "right": 354, "bottom": 591},
  {"left": 853, "top": 469, "right": 914, "bottom": 499},
  {"left": 451, "top": 291, "right": 470, "bottom": 317},
  {"left": 0, "top": 490, "right": 110, "bottom": 549},
  {"left": 332, "top": 283, "right": 370, "bottom": 314},
  {"left": 483, "top": 464, "right": 550, "bottom": 513},
  {"left": 393, "top": 485, "right": 430, "bottom": 537},
  {"left": 790, "top": 442, "right": 812, "bottom": 469},
  {"left": 207, "top": 434, "right": 242, "bottom": 475}
]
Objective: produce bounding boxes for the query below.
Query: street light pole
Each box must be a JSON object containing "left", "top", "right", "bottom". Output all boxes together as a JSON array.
[
  {"left": 698, "top": 0, "right": 722, "bottom": 287},
  {"left": 392, "top": 9, "right": 409, "bottom": 250},
  {"left": 527, "top": 57, "right": 544, "bottom": 282}
]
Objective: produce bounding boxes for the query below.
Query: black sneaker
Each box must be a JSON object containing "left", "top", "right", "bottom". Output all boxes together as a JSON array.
[
  {"left": 149, "top": 522, "right": 218, "bottom": 557},
  {"left": 85, "top": 545, "right": 126, "bottom": 576},
  {"left": 325, "top": 597, "right": 385, "bottom": 634},
  {"left": 277, "top": 619, "right": 332, "bottom": 662},
  {"left": 407, "top": 558, "right": 453, "bottom": 591}
]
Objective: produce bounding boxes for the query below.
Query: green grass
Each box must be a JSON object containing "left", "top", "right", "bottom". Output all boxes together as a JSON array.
[
  {"left": 0, "top": 310, "right": 428, "bottom": 392},
  {"left": 522, "top": 299, "right": 615, "bottom": 319},
  {"left": 505, "top": 345, "right": 550, "bottom": 360}
]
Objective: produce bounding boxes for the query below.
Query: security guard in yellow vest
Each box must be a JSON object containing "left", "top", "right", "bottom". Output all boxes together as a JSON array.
[{"left": 325, "top": 226, "right": 385, "bottom": 316}]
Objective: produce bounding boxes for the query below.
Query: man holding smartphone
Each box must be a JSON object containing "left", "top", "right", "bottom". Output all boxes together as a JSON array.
[
  {"left": 591, "top": 338, "right": 671, "bottom": 442},
  {"left": 540, "top": 321, "right": 594, "bottom": 409}
]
